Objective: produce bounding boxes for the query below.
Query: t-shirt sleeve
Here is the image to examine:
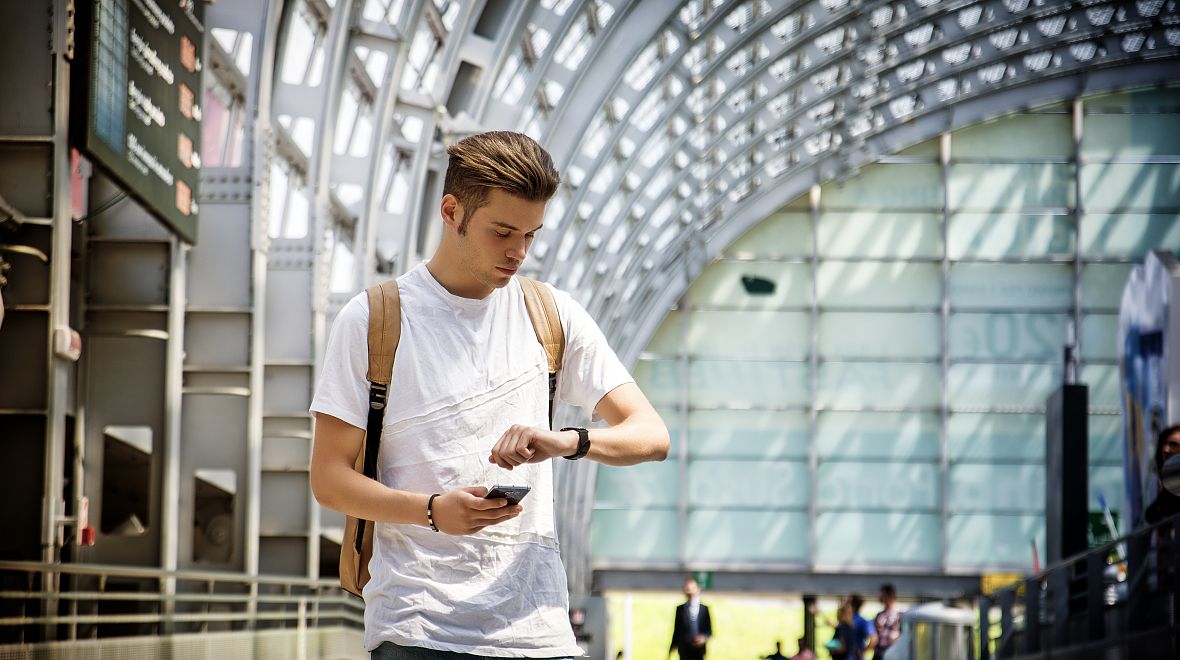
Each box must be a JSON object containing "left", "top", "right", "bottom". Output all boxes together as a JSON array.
[
  {"left": 857, "top": 617, "right": 874, "bottom": 641},
  {"left": 549, "top": 284, "right": 633, "bottom": 421},
  {"left": 309, "top": 294, "right": 371, "bottom": 430}
]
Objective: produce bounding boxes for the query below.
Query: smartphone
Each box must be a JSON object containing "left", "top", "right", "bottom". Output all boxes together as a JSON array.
[{"left": 485, "top": 484, "right": 531, "bottom": 505}]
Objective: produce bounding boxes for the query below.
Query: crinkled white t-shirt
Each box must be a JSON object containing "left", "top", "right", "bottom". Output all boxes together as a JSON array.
[{"left": 310, "top": 263, "right": 632, "bottom": 656}]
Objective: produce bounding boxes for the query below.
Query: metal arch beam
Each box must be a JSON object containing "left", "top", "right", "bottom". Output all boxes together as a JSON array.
[
  {"left": 539, "top": 0, "right": 678, "bottom": 165},
  {"left": 573, "top": 0, "right": 1180, "bottom": 363},
  {"left": 612, "top": 58, "right": 1180, "bottom": 368}
]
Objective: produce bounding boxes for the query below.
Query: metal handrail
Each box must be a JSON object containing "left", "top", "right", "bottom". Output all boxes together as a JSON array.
[
  {"left": 0, "top": 560, "right": 365, "bottom": 646},
  {"left": 978, "top": 512, "right": 1180, "bottom": 660}
]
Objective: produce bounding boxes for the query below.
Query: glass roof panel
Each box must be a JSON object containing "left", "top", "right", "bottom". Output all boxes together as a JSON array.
[
  {"left": 540, "top": 0, "right": 577, "bottom": 18},
  {"left": 554, "top": 15, "right": 591, "bottom": 71},
  {"left": 280, "top": 7, "right": 319, "bottom": 84}
]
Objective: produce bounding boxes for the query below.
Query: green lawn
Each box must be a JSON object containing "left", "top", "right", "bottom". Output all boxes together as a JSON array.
[{"left": 605, "top": 592, "right": 843, "bottom": 660}]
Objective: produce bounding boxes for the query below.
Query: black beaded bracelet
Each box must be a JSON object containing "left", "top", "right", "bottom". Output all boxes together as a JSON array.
[{"left": 426, "top": 493, "right": 441, "bottom": 532}]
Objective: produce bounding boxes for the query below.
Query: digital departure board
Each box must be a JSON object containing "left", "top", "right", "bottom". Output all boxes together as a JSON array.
[{"left": 77, "top": 0, "right": 205, "bottom": 242}]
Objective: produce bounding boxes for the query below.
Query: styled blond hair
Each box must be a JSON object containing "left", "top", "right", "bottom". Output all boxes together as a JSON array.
[{"left": 443, "top": 131, "right": 561, "bottom": 233}]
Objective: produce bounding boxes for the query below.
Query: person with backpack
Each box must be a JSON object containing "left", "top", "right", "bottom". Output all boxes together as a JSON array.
[{"left": 309, "top": 130, "right": 670, "bottom": 659}]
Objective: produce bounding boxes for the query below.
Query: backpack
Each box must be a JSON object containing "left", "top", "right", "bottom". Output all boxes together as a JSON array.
[{"left": 338, "top": 276, "right": 566, "bottom": 597}]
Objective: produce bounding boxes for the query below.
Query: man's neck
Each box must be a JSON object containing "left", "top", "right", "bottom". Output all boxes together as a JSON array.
[{"left": 425, "top": 248, "right": 491, "bottom": 300}]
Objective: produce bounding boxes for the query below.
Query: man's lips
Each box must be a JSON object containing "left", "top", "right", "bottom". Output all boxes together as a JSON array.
[{"left": 497, "top": 265, "right": 519, "bottom": 274}]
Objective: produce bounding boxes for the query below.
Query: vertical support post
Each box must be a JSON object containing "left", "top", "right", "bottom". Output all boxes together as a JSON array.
[
  {"left": 1086, "top": 550, "right": 1105, "bottom": 642},
  {"left": 1023, "top": 577, "right": 1040, "bottom": 654},
  {"left": 1172, "top": 520, "right": 1180, "bottom": 656},
  {"left": 803, "top": 594, "right": 817, "bottom": 655},
  {"left": 1050, "top": 567, "right": 1070, "bottom": 648},
  {"left": 676, "top": 287, "right": 689, "bottom": 567},
  {"left": 807, "top": 183, "right": 820, "bottom": 571},
  {"left": 161, "top": 237, "right": 186, "bottom": 635},
  {"left": 41, "top": 0, "right": 76, "bottom": 641},
  {"left": 623, "top": 592, "right": 633, "bottom": 660},
  {"left": 296, "top": 596, "right": 308, "bottom": 660},
  {"left": 939, "top": 130, "right": 952, "bottom": 574},
  {"left": 978, "top": 595, "right": 991, "bottom": 660},
  {"left": 998, "top": 588, "right": 1015, "bottom": 659}
]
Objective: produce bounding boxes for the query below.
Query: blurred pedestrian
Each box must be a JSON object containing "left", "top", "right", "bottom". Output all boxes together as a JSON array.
[
  {"left": 848, "top": 594, "right": 877, "bottom": 658},
  {"left": 872, "top": 584, "right": 901, "bottom": 658},
  {"left": 668, "top": 577, "right": 712, "bottom": 660},
  {"left": 826, "top": 601, "right": 855, "bottom": 660}
]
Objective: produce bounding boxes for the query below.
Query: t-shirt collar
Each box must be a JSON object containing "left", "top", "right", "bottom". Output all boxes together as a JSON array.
[{"left": 417, "top": 261, "right": 502, "bottom": 311}]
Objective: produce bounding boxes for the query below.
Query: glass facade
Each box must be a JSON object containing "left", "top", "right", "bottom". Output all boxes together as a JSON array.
[{"left": 593, "top": 85, "right": 1180, "bottom": 573}]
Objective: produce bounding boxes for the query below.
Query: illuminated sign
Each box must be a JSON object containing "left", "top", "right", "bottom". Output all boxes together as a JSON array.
[{"left": 76, "top": 0, "right": 205, "bottom": 242}]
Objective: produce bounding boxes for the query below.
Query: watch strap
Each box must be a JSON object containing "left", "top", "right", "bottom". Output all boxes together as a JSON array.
[{"left": 560, "top": 427, "right": 590, "bottom": 460}]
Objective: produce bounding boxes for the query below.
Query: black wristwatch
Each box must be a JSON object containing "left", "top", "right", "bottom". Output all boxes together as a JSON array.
[{"left": 560, "top": 427, "right": 591, "bottom": 460}]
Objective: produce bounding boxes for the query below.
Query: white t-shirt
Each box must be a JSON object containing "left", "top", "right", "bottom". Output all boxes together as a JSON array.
[{"left": 310, "top": 263, "right": 632, "bottom": 656}]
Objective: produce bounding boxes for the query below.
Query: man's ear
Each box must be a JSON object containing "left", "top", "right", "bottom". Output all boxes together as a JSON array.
[{"left": 440, "top": 194, "right": 464, "bottom": 231}]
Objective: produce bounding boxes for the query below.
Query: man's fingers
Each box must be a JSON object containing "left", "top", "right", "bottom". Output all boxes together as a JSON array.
[
  {"left": 477, "top": 505, "right": 523, "bottom": 524},
  {"left": 471, "top": 496, "right": 509, "bottom": 510}
]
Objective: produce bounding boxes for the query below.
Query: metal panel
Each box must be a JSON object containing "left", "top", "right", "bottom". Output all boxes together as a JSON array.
[
  {"left": 0, "top": 313, "right": 49, "bottom": 410},
  {"left": 0, "top": 416, "right": 46, "bottom": 560},
  {"left": 180, "top": 396, "right": 249, "bottom": 469},
  {"left": 0, "top": 1, "right": 54, "bottom": 135},
  {"left": 264, "top": 269, "right": 314, "bottom": 362},
  {"left": 184, "top": 314, "right": 251, "bottom": 367},
  {"left": 0, "top": 145, "right": 52, "bottom": 218},
  {"left": 87, "top": 243, "right": 170, "bottom": 306},
  {"left": 258, "top": 536, "right": 310, "bottom": 576},
  {"left": 263, "top": 365, "right": 313, "bottom": 415},
  {"left": 185, "top": 204, "right": 253, "bottom": 309},
  {"left": 260, "top": 473, "right": 311, "bottom": 534}
]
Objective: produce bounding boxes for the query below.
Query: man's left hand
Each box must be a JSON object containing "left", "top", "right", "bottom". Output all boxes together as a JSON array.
[{"left": 489, "top": 424, "right": 578, "bottom": 469}]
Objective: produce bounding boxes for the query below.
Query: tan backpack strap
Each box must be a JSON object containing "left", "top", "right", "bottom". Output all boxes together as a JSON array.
[
  {"left": 365, "top": 279, "right": 401, "bottom": 387},
  {"left": 519, "top": 276, "right": 564, "bottom": 373}
]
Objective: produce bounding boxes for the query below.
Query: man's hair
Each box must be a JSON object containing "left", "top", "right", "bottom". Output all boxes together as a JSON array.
[
  {"left": 443, "top": 131, "right": 560, "bottom": 234},
  {"left": 849, "top": 594, "right": 865, "bottom": 612},
  {"left": 880, "top": 583, "right": 897, "bottom": 599},
  {"left": 1156, "top": 423, "right": 1180, "bottom": 471}
]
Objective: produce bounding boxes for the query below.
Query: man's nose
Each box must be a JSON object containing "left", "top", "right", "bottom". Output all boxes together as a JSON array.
[{"left": 507, "top": 237, "right": 528, "bottom": 261}]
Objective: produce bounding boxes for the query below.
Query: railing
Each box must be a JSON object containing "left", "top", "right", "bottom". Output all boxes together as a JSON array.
[
  {"left": 979, "top": 513, "right": 1179, "bottom": 660},
  {"left": 0, "top": 561, "right": 365, "bottom": 657}
]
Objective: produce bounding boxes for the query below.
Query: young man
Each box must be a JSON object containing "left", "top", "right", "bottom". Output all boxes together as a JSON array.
[
  {"left": 309, "top": 131, "right": 669, "bottom": 658},
  {"left": 668, "top": 577, "right": 713, "bottom": 660},
  {"left": 872, "top": 584, "right": 901, "bottom": 659}
]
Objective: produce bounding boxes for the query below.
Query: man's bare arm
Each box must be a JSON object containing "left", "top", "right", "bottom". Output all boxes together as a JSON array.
[
  {"left": 310, "top": 412, "right": 520, "bottom": 534},
  {"left": 583, "top": 381, "right": 670, "bottom": 465},
  {"left": 489, "top": 381, "right": 669, "bottom": 469}
]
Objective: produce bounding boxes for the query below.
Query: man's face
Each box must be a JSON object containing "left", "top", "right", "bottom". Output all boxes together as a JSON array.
[
  {"left": 444, "top": 188, "right": 544, "bottom": 298},
  {"left": 1164, "top": 429, "right": 1180, "bottom": 461},
  {"left": 683, "top": 579, "right": 700, "bottom": 598}
]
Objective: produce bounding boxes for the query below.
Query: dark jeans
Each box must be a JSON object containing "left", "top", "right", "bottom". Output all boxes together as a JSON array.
[{"left": 371, "top": 642, "right": 574, "bottom": 660}]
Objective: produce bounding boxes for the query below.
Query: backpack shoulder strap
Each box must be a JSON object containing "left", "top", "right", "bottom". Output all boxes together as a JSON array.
[
  {"left": 365, "top": 279, "right": 401, "bottom": 391},
  {"left": 518, "top": 276, "right": 564, "bottom": 374}
]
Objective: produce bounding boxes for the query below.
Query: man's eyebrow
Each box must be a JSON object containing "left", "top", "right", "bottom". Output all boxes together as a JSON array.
[{"left": 491, "top": 220, "right": 543, "bottom": 233}]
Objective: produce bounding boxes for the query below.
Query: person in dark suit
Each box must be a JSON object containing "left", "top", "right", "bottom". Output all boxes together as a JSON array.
[{"left": 668, "top": 577, "right": 713, "bottom": 660}]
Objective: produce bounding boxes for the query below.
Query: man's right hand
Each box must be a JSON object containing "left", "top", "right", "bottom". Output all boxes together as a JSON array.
[{"left": 430, "top": 486, "right": 522, "bottom": 535}]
